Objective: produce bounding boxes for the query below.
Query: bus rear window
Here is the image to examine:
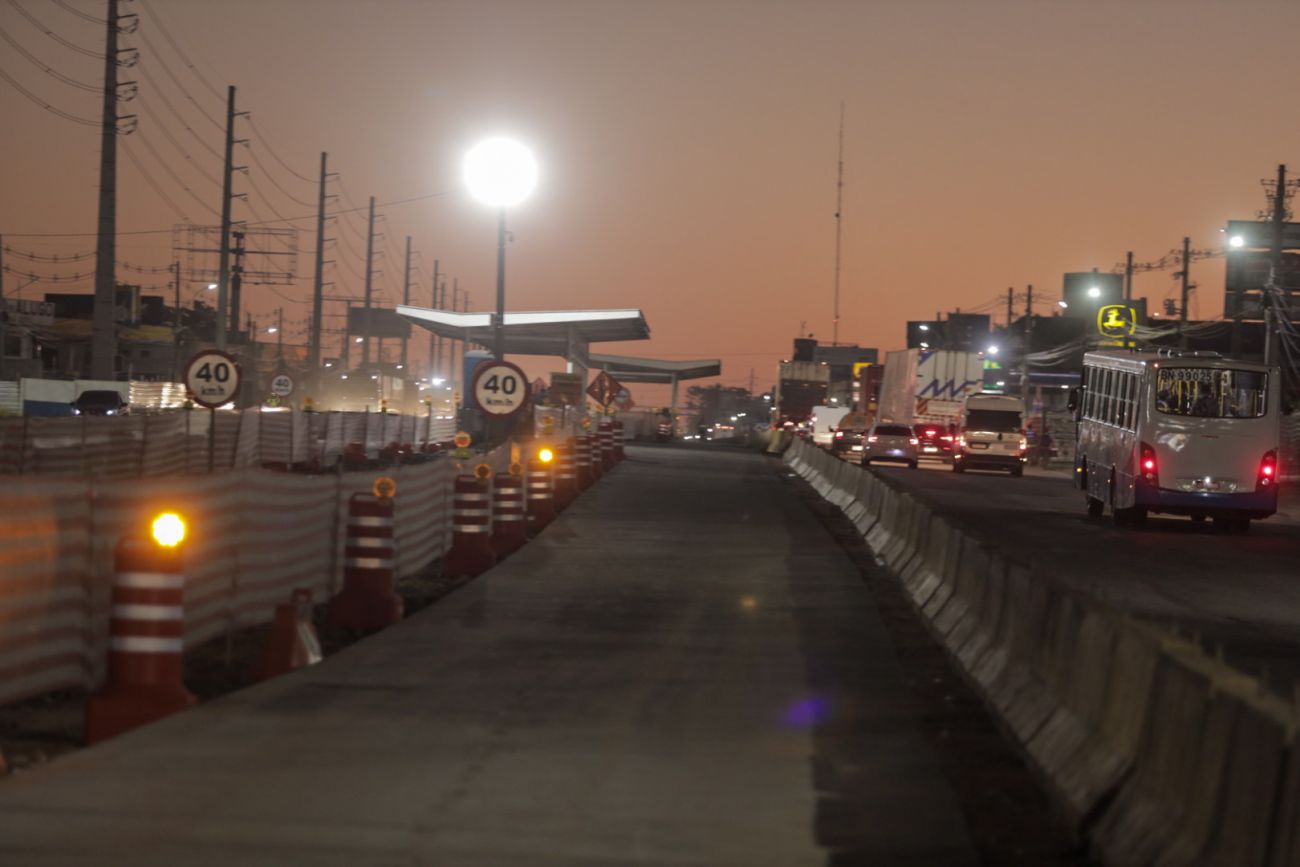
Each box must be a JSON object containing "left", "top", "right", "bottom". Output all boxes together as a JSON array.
[{"left": 1155, "top": 367, "right": 1267, "bottom": 418}]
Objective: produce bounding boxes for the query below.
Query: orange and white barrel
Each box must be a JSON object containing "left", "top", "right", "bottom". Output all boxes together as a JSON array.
[
  {"left": 554, "top": 441, "right": 579, "bottom": 508},
  {"left": 612, "top": 420, "right": 626, "bottom": 461},
  {"left": 443, "top": 474, "right": 497, "bottom": 577},
  {"left": 328, "top": 493, "right": 404, "bottom": 629},
  {"left": 575, "top": 435, "right": 596, "bottom": 489},
  {"left": 492, "top": 473, "right": 528, "bottom": 558},
  {"left": 597, "top": 420, "right": 615, "bottom": 470},
  {"left": 86, "top": 535, "right": 196, "bottom": 744},
  {"left": 526, "top": 457, "right": 557, "bottom": 530}
]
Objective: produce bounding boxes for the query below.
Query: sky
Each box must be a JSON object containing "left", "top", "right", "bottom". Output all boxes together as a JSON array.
[{"left": 3, "top": 0, "right": 1300, "bottom": 404}]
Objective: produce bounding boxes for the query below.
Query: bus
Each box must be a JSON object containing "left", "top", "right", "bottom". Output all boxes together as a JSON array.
[{"left": 1071, "top": 349, "right": 1278, "bottom": 531}]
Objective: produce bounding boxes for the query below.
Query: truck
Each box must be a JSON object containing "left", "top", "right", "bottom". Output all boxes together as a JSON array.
[
  {"left": 809, "top": 404, "right": 851, "bottom": 447},
  {"left": 773, "top": 360, "right": 830, "bottom": 429},
  {"left": 876, "top": 349, "right": 985, "bottom": 429}
]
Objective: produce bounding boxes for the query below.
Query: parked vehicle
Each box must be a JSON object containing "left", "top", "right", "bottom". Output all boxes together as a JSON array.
[
  {"left": 861, "top": 421, "right": 919, "bottom": 468},
  {"left": 71, "top": 390, "right": 129, "bottom": 416},
  {"left": 952, "top": 392, "right": 1026, "bottom": 476},
  {"left": 831, "top": 411, "right": 872, "bottom": 455},
  {"left": 810, "top": 405, "right": 850, "bottom": 447},
  {"left": 1071, "top": 349, "right": 1278, "bottom": 531}
]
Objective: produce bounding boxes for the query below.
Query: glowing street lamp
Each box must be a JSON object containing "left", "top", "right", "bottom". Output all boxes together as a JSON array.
[{"left": 463, "top": 137, "right": 539, "bottom": 361}]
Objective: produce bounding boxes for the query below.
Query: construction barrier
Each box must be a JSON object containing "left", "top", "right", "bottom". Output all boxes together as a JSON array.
[
  {"left": 327, "top": 494, "right": 404, "bottom": 629},
  {"left": 491, "top": 473, "right": 528, "bottom": 558},
  {"left": 254, "top": 588, "right": 322, "bottom": 681},
  {"left": 85, "top": 531, "right": 196, "bottom": 744},
  {"left": 575, "top": 435, "right": 595, "bottom": 490},
  {"left": 526, "top": 456, "right": 557, "bottom": 531},
  {"left": 783, "top": 437, "right": 1300, "bottom": 867},
  {"left": 597, "top": 420, "right": 615, "bottom": 471},
  {"left": 442, "top": 475, "right": 496, "bottom": 577},
  {"left": 554, "top": 441, "right": 579, "bottom": 509},
  {"left": 612, "top": 420, "right": 626, "bottom": 461}
]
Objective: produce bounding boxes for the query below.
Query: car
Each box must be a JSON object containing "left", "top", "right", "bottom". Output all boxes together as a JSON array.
[
  {"left": 913, "top": 423, "right": 955, "bottom": 461},
  {"left": 861, "top": 422, "right": 919, "bottom": 468},
  {"left": 831, "top": 412, "right": 872, "bottom": 456},
  {"left": 71, "top": 390, "right": 129, "bottom": 416}
]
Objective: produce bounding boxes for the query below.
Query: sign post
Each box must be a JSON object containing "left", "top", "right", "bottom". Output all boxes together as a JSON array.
[{"left": 184, "top": 351, "right": 242, "bottom": 473}]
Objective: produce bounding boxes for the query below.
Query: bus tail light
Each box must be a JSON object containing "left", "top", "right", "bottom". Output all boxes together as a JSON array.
[
  {"left": 1258, "top": 450, "right": 1278, "bottom": 490},
  {"left": 1140, "top": 442, "right": 1158, "bottom": 487}
]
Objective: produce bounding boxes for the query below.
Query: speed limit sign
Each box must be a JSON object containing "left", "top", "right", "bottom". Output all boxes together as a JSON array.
[
  {"left": 185, "top": 350, "right": 242, "bottom": 408},
  {"left": 269, "top": 373, "right": 294, "bottom": 398},
  {"left": 471, "top": 359, "right": 531, "bottom": 419}
]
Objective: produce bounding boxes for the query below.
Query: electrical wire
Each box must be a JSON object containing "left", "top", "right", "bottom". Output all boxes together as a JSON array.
[
  {"left": 134, "top": 0, "right": 223, "bottom": 101},
  {"left": 246, "top": 115, "right": 315, "bottom": 185},
  {"left": 7, "top": 0, "right": 102, "bottom": 58},
  {"left": 133, "top": 29, "right": 222, "bottom": 130},
  {"left": 133, "top": 130, "right": 221, "bottom": 215},
  {"left": 48, "top": 0, "right": 104, "bottom": 24},
  {"left": 0, "top": 24, "right": 98, "bottom": 91},
  {"left": 0, "top": 63, "right": 99, "bottom": 125},
  {"left": 245, "top": 145, "right": 314, "bottom": 207},
  {"left": 3, "top": 244, "right": 95, "bottom": 262},
  {"left": 135, "top": 63, "right": 223, "bottom": 160},
  {"left": 122, "top": 138, "right": 191, "bottom": 220}
]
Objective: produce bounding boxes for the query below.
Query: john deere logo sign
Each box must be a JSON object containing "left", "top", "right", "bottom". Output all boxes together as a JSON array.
[{"left": 1097, "top": 305, "right": 1137, "bottom": 341}]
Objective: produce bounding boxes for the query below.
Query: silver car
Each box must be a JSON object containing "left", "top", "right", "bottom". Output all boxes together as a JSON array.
[{"left": 861, "top": 422, "right": 919, "bottom": 469}]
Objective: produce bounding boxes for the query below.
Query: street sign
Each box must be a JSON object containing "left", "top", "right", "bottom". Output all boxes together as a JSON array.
[
  {"left": 550, "top": 372, "right": 584, "bottom": 406},
  {"left": 614, "top": 387, "right": 634, "bottom": 411},
  {"left": 184, "top": 350, "right": 241, "bottom": 409},
  {"left": 586, "top": 370, "right": 622, "bottom": 407},
  {"left": 270, "top": 373, "right": 294, "bottom": 398},
  {"left": 471, "top": 360, "right": 531, "bottom": 418}
]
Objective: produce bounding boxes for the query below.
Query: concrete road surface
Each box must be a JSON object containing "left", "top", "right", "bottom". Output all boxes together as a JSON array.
[{"left": 0, "top": 446, "right": 977, "bottom": 866}]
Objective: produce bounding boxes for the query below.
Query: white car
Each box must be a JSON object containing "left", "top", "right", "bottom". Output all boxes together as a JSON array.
[{"left": 861, "top": 422, "right": 919, "bottom": 468}]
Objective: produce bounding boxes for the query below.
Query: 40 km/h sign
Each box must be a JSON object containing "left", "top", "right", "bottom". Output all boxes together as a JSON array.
[
  {"left": 471, "top": 360, "right": 531, "bottom": 419},
  {"left": 184, "top": 350, "right": 242, "bottom": 408}
]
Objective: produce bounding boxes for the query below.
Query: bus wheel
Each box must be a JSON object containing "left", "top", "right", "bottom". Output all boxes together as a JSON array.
[{"left": 1086, "top": 496, "right": 1104, "bottom": 518}]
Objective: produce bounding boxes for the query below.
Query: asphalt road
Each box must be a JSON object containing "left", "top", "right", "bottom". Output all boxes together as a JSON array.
[
  {"left": 0, "top": 445, "right": 977, "bottom": 866},
  {"left": 862, "top": 455, "right": 1300, "bottom": 694}
]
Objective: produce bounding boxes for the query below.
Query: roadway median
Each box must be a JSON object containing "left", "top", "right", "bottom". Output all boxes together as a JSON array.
[{"left": 782, "top": 437, "right": 1298, "bottom": 867}]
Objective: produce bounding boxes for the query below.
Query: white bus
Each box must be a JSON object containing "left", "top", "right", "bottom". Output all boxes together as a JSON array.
[{"left": 1071, "top": 350, "right": 1279, "bottom": 531}]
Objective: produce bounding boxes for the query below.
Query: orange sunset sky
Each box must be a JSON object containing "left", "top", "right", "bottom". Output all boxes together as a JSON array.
[{"left": 3, "top": 0, "right": 1299, "bottom": 404}]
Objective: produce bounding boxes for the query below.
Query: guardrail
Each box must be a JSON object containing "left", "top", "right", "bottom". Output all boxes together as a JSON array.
[
  {"left": 784, "top": 437, "right": 1299, "bottom": 867},
  {"left": 0, "top": 408, "right": 457, "bottom": 477}
]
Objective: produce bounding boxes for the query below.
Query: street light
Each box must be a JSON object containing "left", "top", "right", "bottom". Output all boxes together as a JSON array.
[
  {"left": 1229, "top": 235, "right": 1246, "bottom": 249},
  {"left": 463, "top": 136, "right": 539, "bottom": 360},
  {"left": 1088, "top": 286, "right": 1101, "bottom": 298},
  {"left": 986, "top": 344, "right": 999, "bottom": 355}
]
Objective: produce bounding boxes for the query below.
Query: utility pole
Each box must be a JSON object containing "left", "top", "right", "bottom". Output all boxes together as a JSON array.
[
  {"left": 0, "top": 236, "right": 7, "bottom": 381},
  {"left": 170, "top": 261, "right": 181, "bottom": 381},
  {"left": 831, "top": 100, "right": 844, "bottom": 346},
  {"left": 276, "top": 307, "right": 284, "bottom": 358},
  {"left": 1006, "top": 287, "right": 1014, "bottom": 329},
  {"left": 401, "top": 236, "right": 411, "bottom": 371},
  {"left": 1124, "top": 251, "right": 1134, "bottom": 303},
  {"left": 230, "top": 230, "right": 245, "bottom": 338},
  {"left": 362, "top": 196, "right": 375, "bottom": 367},
  {"left": 1265, "top": 164, "right": 1288, "bottom": 367},
  {"left": 429, "top": 259, "right": 441, "bottom": 380},
  {"left": 1020, "top": 284, "right": 1034, "bottom": 402},
  {"left": 215, "top": 86, "right": 238, "bottom": 350},
  {"left": 309, "top": 152, "right": 328, "bottom": 378},
  {"left": 1178, "top": 236, "right": 1192, "bottom": 349},
  {"left": 92, "top": 0, "right": 124, "bottom": 379}
]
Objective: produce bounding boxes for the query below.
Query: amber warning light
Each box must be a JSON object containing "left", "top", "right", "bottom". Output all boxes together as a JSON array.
[
  {"left": 538, "top": 447, "right": 555, "bottom": 464},
  {"left": 151, "top": 512, "right": 186, "bottom": 548}
]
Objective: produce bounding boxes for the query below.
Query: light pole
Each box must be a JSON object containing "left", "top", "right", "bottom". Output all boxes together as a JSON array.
[{"left": 463, "top": 137, "right": 538, "bottom": 361}]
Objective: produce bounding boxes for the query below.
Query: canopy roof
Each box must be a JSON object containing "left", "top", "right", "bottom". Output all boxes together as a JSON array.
[
  {"left": 589, "top": 353, "right": 721, "bottom": 383},
  {"left": 396, "top": 306, "right": 649, "bottom": 356}
]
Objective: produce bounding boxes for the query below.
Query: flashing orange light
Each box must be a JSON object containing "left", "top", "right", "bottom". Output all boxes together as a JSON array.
[
  {"left": 538, "top": 447, "right": 555, "bottom": 464},
  {"left": 151, "top": 512, "right": 186, "bottom": 548}
]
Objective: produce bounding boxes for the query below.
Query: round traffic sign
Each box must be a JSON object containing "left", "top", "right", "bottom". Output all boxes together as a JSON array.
[
  {"left": 470, "top": 360, "right": 531, "bottom": 418},
  {"left": 270, "top": 373, "right": 294, "bottom": 398},
  {"left": 184, "top": 350, "right": 242, "bottom": 409}
]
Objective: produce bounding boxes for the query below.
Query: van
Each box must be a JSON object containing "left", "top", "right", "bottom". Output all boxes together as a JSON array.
[{"left": 952, "top": 392, "right": 1027, "bottom": 476}]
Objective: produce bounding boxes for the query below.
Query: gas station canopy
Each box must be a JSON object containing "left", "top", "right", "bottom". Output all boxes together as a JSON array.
[
  {"left": 587, "top": 353, "right": 721, "bottom": 384},
  {"left": 395, "top": 306, "right": 649, "bottom": 363}
]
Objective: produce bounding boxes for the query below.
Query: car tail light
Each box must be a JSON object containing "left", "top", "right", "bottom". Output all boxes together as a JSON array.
[
  {"left": 925, "top": 429, "right": 936, "bottom": 437},
  {"left": 867, "top": 435, "right": 878, "bottom": 443},
  {"left": 1259, "top": 449, "right": 1278, "bottom": 490},
  {"left": 1139, "top": 441, "right": 1158, "bottom": 487},
  {"left": 834, "top": 431, "right": 843, "bottom": 439},
  {"left": 940, "top": 435, "right": 953, "bottom": 442},
  {"left": 909, "top": 438, "right": 919, "bottom": 445}
]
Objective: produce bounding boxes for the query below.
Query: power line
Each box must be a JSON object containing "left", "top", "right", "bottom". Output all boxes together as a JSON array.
[
  {"left": 7, "top": 0, "right": 103, "bottom": 58},
  {"left": 134, "top": 130, "right": 221, "bottom": 215},
  {"left": 136, "top": 97, "right": 222, "bottom": 185},
  {"left": 122, "top": 139, "right": 191, "bottom": 221},
  {"left": 246, "top": 115, "right": 315, "bottom": 184},
  {"left": 3, "top": 244, "right": 95, "bottom": 262},
  {"left": 48, "top": 0, "right": 104, "bottom": 24},
  {"left": 0, "top": 63, "right": 99, "bottom": 125},
  {"left": 0, "top": 24, "right": 98, "bottom": 91},
  {"left": 245, "top": 144, "right": 314, "bottom": 206},
  {"left": 135, "top": 0, "right": 223, "bottom": 100},
  {"left": 134, "top": 28, "right": 223, "bottom": 130},
  {"left": 135, "top": 63, "right": 224, "bottom": 160}
]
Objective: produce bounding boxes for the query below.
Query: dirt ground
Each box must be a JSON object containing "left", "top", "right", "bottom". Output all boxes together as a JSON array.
[{"left": 0, "top": 562, "right": 473, "bottom": 777}]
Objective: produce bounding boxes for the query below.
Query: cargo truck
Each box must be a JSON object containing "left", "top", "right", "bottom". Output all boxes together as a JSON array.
[
  {"left": 876, "top": 349, "right": 985, "bottom": 430},
  {"left": 773, "top": 360, "right": 831, "bottom": 430}
]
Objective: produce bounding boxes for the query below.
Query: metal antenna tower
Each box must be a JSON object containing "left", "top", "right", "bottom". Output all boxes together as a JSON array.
[{"left": 832, "top": 101, "right": 844, "bottom": 347}]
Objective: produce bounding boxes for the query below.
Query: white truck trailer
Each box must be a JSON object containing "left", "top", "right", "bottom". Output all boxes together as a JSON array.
[{"left": 876, "top": 349, "right": 985, "bottom": 428}]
